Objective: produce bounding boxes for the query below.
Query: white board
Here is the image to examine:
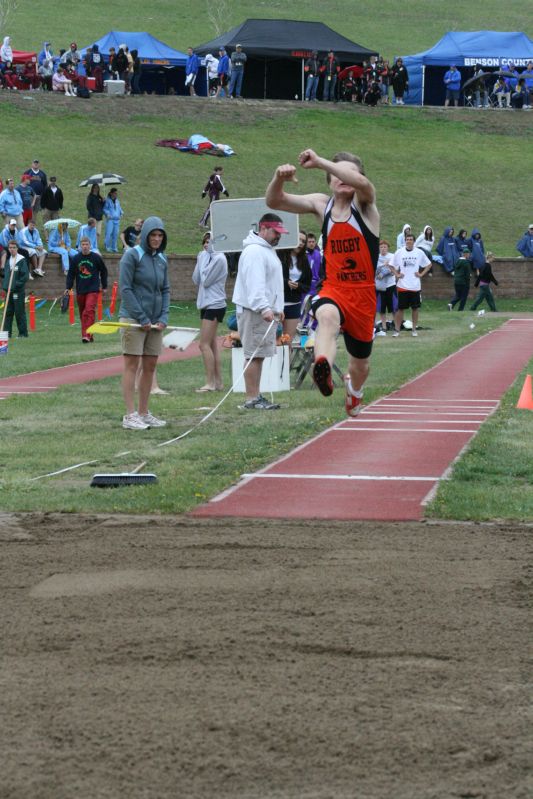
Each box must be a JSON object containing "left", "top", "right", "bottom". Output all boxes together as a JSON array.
[
  {"left": 210, "top": 197, "right": 299, "bottom": 253},
  {"left": 231, "top": 346, "right": 291, "bottom": 393}
]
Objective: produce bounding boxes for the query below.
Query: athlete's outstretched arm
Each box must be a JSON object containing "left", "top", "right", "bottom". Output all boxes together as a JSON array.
[
  {"left": 299, "top": 149, "right": 376, "bottom": 206},
  {"left": 266, "top": 163, "right": 328, "bottom": 219}
]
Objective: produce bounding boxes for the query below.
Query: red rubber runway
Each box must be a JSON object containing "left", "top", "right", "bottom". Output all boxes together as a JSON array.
[
  {"left": 193, "top": 320, "right": 533, "bottom": 521},
  {"left": 0, "top": 342, "right": 202, "bottom": 399}
]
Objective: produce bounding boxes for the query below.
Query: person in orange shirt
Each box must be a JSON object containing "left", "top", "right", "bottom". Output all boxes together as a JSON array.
[{"left": 266, "top": 148, "right": 380, "bottom": 416}]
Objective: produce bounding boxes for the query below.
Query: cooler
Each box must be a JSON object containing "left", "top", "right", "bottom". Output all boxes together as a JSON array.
[
  {"left": 231, "top": 346, "right": 290, "bottom": 393},
  {"left": 86, "top": 77, "right": 96, "bottom": 91},
  {"left": 104, "top": 79, "right": 125, "bottom": 96}
]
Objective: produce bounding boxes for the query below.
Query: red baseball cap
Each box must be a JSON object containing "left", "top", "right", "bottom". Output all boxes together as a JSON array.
[{"left": 260, "top": 220, "right": 289, "bottom": 234}]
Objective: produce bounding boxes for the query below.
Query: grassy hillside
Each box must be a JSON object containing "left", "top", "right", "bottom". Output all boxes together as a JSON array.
[
  {"left": 0, "top": 93, "right": 531, "bottom": 256},
  {"left": 4, "top": 0, "right": 533, "bottom": 59}
]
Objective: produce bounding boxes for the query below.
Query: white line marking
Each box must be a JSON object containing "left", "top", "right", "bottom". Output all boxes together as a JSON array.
[
  {"left": 377, "top": 398, "right": 498, "bottom": 403},
  {"left": 373, "top": 403, "right": 496, "bottom": 410},
  {"left": 242, "top": 473, "right": 443, "bottom": 482},
  {"left": 340, "top": 418, "right": 481, "bottom": 424},
  {"left": 508, "top": 318, "right": 533, "bottom": 322},
  {"left": 334, "top": 428, "right": 478, "bottom": 433},
  {"left": 0, "top": 386, "right": 57, "bottom": 390},
  {"left": 360, "top": 410, "right": 489, "bottom": 417}
]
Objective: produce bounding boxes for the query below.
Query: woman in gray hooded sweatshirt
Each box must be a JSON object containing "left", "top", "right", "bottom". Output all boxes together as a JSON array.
[
  {"left": 192, "top": 231, "right": 228, "bottom": 391},
  {"left": 118, "top": 216, "right": 170, "bottom": 430}
]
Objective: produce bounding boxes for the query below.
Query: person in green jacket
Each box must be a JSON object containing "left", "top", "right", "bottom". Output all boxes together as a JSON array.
[
  {"left": 2, "top": 239, "right": 29, "bottom": 337},
  {"left": 447, "top": 246, "right": 472, "bottom": 311}
]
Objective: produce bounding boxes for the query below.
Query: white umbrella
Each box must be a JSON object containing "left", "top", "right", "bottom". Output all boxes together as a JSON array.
[
  {"left": 79, "top": 173, "right": 127, "bottom": 187},
  {"left": 43, "top": 218, "right": 81, "bottom": 230}
]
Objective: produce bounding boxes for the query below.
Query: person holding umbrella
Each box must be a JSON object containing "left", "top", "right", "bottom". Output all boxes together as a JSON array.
[
  {"left": 47, "top": 221, "right": 78, "bottom": 274},
  {"left": 103, "top": 188, "right": 124, "bottom": 253},
  {"left": 86, "top": 184, "right": 105, "bottom": 240}
]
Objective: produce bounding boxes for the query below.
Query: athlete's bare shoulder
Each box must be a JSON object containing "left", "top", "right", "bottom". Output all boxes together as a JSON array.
[{"left": 354, "top": 197, "right": 380, "bottom": 238}]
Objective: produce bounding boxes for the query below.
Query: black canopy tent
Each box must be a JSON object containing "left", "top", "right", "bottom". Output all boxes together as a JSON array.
[{"left": 194, "top": 19, "right": 378, "bottom": 100}]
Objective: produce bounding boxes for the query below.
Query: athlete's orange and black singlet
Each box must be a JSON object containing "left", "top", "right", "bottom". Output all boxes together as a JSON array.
[{"left": 314, "top": 197, "right": 379, "bottom": 343}]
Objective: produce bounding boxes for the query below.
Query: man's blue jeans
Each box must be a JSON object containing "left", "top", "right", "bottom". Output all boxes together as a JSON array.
[
  {"left": 322, "top": 75, "right": 336, "bottom": 101},
  {"left": 228, "top": 70, "right": 243, "bottom": 97},
  {"left": 305, "top": 74, "right": 319, "bottom": 100}
]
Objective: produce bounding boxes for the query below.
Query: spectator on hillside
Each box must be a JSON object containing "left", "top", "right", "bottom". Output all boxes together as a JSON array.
[
  {"left": 87, "top": 44, "right": 104, "bottom": 92},
  {"left": 396, "top": 223, "right": 411, "bottom": 250},
  {"left": 76, "top": 218, "right": 100, "bottom": 252},
  {"left": 390, "top": 57, "right": 409, "bottom": 104},
  {"left": 40, "top": 176, "right": 64, "bottom": 227},
  {"left": 493, "top": 75, "right": 511, "bottom": 108},
  {"left": 215, "top": 47, "right": 229, "bottom": 98},
  {"left": 364, "top": 56, "right": 381, "bottom": 89},
  {"left": 454, "top": 228, "right": 468, "bottom": 251},
  {"left": 38, "top": 54, "right": 54, "bottom": 90},
  {"left": 124, "top": 45, "right": 134, "bottom": 93},
  {"left": 444, "top": 65, "right": 461, "bottom": 107},
  {"left": 379, "top": 57, "right": 391, "bottom": 104},
  {"left": 340, "top": 70, "right": 360, "bottom": 103},
  {"left": 436, "top": 226, "right": 459, "bottom": 273},
  {"left": 304, "top": 51, "right": 320, "bottom": 102},
  {"left": 470, "top": 252, "right": 498, "bottom": 312},
  {"left": 114, "top": 46, "right": 129, "bottom": 86},
  {"left": 16, "top": 175, "right": 36, "bottom": 225},
  {"left": 204, "top": 53, "right": 219, "bottom": 96},
  {"left": 52, "top": 65, "right": 75, "bottom": 95},
  {"left": 185, "top": 47, "right": 200, "bottom": 96},
  {"left": 521, "top": 61, "right": 533, "bottom": 108},
  {"left": 19, "top": 61, "right": 40, "bottom": 90},
  {"left": 321, "top": 49, "right": 340, "bottom": 101},
  {"left": 120, "top": 218, "right": 143, "bottom": 249},
  {"left": 364, "top": 81, "right": 381, "bottom": 106},
  {"left": 23, "top": 160, "right": 47, "bottom": 217},
  {"left": 0, "top": 179, "right": 24, "bottom": 228},
  {"left": 130, "top": 49, "right": 142, "bottom": 95},
  {"left": 467, "top": 228, "right": 485, "bottom": 271},
  {"left": 103, "top": 188, "right": 124, "bottom": 252},
  {"left": 0, "top": 218, "right": 20, "bottom": 269},
  {"left": 511, "top": 78, "right": 528, "bottom": 110},
  {"left": 1, "top": 60, "right": 18, "bottom": 90},
  {"left": 199, "top": 166, "right": 228, "bottom": 228},
  {"left": 37, "top": 42, "right": 54, "bottom": 67},
  {"left": 86, "top": 183, "right": 105, "bottom": 239},
  {"left": 471, "top": 64, "right": 489, "bottom": 108},
  {"left": 18, "top": 219, "right": 47, "bottom": 276},
  {"left": 415, "top": 225, "right": 435, "bottom": 261},
  {"left": 516, "top": 224, "right": 533, "bottom": 258},
  {"left": 228, "top": 44, "right": 247, "bottom": 99},
  {"left": 507, "top": 62, "right": 519, "bottom": 90},
  {"left": 61, "top": 42, "right": 81, "bottom": 69},
  {"left": 1, "top": 36, "right": 13, "bottom": 63},
  {"left": 48, "top": 222, "right": 77, "bottom": 274}
]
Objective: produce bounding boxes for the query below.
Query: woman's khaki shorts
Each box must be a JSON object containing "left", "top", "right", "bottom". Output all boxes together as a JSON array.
[
  {"left": 120, "top": 318, "right": 163, "bottom": 356},
  {"left": 237, "top": 309, "right": 276, "bottom": 359}
]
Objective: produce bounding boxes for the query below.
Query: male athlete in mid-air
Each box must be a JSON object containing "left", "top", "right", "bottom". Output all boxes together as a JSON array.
[{"left": 266, "top": 149, "right": 380, "bottom": 416}]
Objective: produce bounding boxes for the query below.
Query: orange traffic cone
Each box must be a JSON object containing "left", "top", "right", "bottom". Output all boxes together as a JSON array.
[{"left": 516, "top": 374, "right": 533, "bottom": 410}]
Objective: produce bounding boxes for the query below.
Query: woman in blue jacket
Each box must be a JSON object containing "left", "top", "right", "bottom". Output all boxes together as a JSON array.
[
  {"left": 467, "top": 228, "right": 485, "bottom": 271},
  {"left": 436, "top": 226, "right": 459, "bottom": 274},
  {"left": 103, "top": 188, "right": 124, "bottom": 253}
]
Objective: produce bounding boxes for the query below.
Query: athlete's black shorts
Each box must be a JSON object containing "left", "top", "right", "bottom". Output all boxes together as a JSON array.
[
  {"left": 397, "top": 290, "right": 421, "bottom": 310},
  {"left": 283, "top": 302, "right": 301, "bottom": 320},
  {"left": 200, "top": 306, "right": 226, "bottom": 322},
  {"left": 312, "top": 296, "right": 373, "bottom": 359}
]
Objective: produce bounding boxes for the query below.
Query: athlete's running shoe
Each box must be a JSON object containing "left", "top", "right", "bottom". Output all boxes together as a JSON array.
[
  {"left": 312, "top": 356, "right": 334, "bottom": 396},
  {"left": 344, "top": 376, "right": 363, "bottom": 417}
]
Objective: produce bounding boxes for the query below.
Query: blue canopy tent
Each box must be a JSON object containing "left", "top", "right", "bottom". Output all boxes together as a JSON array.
[
  {"left": 81, "top": 31, "right": 206, "bottom": 95},
  {"left": 401, "top": 31, "right": 533, "bottom": 105}
]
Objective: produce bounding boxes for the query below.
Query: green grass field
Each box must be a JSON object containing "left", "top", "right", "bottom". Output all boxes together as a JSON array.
[{"left": 6, "top": 1, "right": 533, "bottom": 63}]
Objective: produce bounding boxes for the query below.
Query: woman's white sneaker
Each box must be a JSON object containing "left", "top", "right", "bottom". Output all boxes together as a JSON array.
[
  {"left": 123, "top": 412, "right": 149, "bottom": 430},
  {"left": 139, "top": 411, "right": 167, "bottom": 427}
]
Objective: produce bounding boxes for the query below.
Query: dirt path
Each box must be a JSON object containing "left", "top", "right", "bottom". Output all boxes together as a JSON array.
[{"left": 2, "top": 512, "right": 531, "bottom": 798}]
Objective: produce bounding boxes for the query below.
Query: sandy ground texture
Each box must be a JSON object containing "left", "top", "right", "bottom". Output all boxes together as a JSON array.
[{"left": 1, "top": 512, "right": 531, "bottom": 799}]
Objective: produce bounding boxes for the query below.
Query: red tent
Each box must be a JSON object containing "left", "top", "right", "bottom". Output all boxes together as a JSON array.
[{"left": 11, "top": 50, "right": 37, "bottom": 64}]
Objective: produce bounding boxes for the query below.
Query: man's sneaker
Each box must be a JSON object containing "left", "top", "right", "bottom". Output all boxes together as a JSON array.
[
  {"left": 344, "top": 376, "right": 363, "bottom": 417},
  {"left": 412, "top": 331, "right": 418, "bottom": 337},
  {"left": 122, "top": 412, "right": 149, "bottom": 430},
  {"left": 34, "top": 268, "right": 45, "bottom": 276},
  {"left": 392, "top": 330, "right": 400, "bottom": 337},
  {"left": 447, "top": 303, "right": 453, "bottom": 311},
  {"left": 376, "top": 330, "right": 387, "bottom": 337},
  {"left": 241, "top": 395, "right": 280, "bottom": 410},
  {"left": 139, "top": 411, "right": 167, "bottom": 427},
  {"left": 313, "top": 356, "right": 334, "bottom": 396}
]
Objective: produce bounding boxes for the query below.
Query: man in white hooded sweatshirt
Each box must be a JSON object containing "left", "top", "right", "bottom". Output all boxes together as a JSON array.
[{"left": 232, "top": 213, "right": 287, "bottom": 410}]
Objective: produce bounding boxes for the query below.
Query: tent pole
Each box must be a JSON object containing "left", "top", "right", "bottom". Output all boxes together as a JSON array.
[
  {"left": 421, "top": 65, "right": 426, "bottom": 106},
  {"left": 264, "top": 58, "right": 267, "bottom": 99},
  {"left": 301, "top": 58, "right": 304, "bottom": 101}
]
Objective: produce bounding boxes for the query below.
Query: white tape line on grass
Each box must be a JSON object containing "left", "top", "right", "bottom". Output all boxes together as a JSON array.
[{"left": 30, "top": 319, "right": 278, "bottom": 480}]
